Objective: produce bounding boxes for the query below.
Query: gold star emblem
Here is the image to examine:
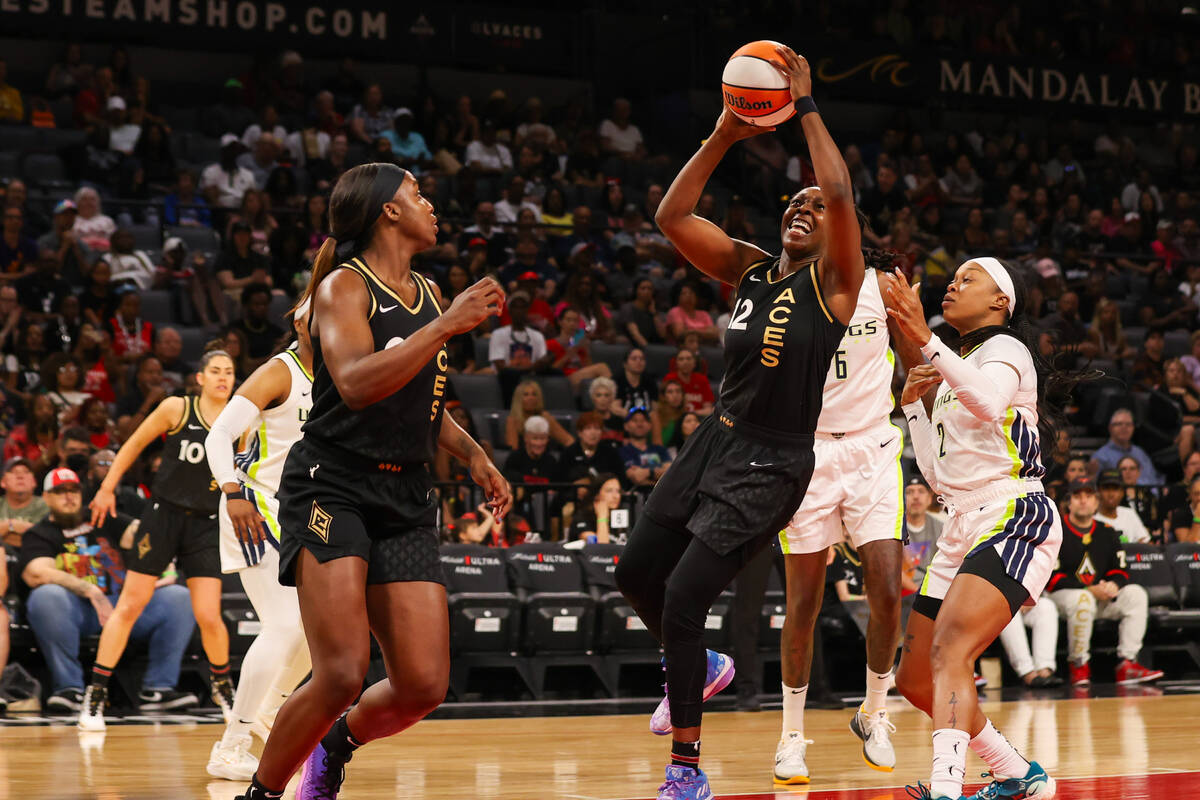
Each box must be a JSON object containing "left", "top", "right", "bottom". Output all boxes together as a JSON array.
[{"left": 308, "top": 502, "right": 332, "bottom": 543}]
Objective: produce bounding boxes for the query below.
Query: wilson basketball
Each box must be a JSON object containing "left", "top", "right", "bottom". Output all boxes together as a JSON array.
[{"left": 721, "top": 40, "right": 796, "bottom": 127}]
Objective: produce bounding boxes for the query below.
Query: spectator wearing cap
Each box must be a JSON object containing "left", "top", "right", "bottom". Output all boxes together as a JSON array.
[
  {"left": 37, "top": 199, "right": 92, "bottom": 283},
  {"left": 14, "top": 247, "right": 70, "bottom": 324},
  {"left": 162, "top": 168, "right": 212, "bottom": 228},
  {"left": 1049, "top": 477, "right": 1163, "bottom": 687},
  {"left": 202, "top": 77, "right": 254, "bottom": 139},
  {"left": 901, "top": 475, "right": 941, "bottom": 596},
  {"left": 348, "top": 83, "right": 393, "bottom": 144},
  {"left": 489, "top": 291, "right": 551, "bottom": 399},
  {"left": 619, "top": 406, "right": 671, "bottom": 489},
  {"left": 1094, "top": 469, "right": 1151, "bottom": 543},
  {"left": 216, "top": 221, "right": 272, "bottom": 294},
  {"left": 449, "top": 506, "right": 498, "bottom": 545},
  {"left": 0, "top": 205, "right": 37, "bottom": 277},
  {"left": 101, "top": 229, "right": 158, "bottom": 291},
  {"left": 465, "top": 120, "right": 513, "bottom": 176},
  {"left": 200, "top": 134, "right": 256, "bottom": 210},
  {"left": 380, "top": 107, "right": 432, "bottom": 172},
  {"left": 105, "top": 96, "right": 141, "bottom": 155},
  {"left": 20, "top": 467, "right": 198, "bottom": 712},
  {"left": 0, "top": 457, "right": 49, "bottom": 547},
  {"left": 0, "top": 56, "right": 23, "bottom": 122},
  {"left": 1090, "top": 409, "right": 1163, "bottom": 485}
]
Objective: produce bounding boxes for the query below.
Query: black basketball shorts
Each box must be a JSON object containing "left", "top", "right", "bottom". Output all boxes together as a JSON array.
[
  {"left": 276, "top": 438, "right": 444, "bottom": 587},
  {"left": 126, "top": 499, "right": 221, "bottom": 579},
  {"left": 642, "top": 409, "right": 816, "bottom": 556}
]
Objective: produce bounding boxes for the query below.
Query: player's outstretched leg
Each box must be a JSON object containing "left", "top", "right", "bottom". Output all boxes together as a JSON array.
[{"left": 849, "top": 539, "right": 903, "bottom": 772}]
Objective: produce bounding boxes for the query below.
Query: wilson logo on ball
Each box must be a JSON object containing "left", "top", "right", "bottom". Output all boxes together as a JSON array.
[{"left": 721, "top": 39, "right": 797, "bottom": 127}]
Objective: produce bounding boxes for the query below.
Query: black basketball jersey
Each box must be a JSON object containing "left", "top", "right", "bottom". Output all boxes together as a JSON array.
[
  {"left": 718, "top": 257, "right": 846, "bottom": 435},
  {"left": 153, "top": 395, "right": 220, "bottom": 512},
  {"left": 303, "top": 257, "right": 449, "bottom": 466}
]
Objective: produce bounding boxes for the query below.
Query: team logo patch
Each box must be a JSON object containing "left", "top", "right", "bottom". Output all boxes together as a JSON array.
[
  {"left": 137, "top": 533, "right": 152, "bottom": 559},
  {"left": 308, "top": 502, "right": 333, "bottom": 543}
]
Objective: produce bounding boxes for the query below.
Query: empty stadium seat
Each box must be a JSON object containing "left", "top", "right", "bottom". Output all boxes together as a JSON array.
[
  {"left": 450, "top": 374, "right": 504, "bottom": 410},
  {"left": 1164, "top": 329, "right": 1190, "bottom": 359},
  {"left": 700, "top": 346, "right": 725, "bottom": 381},
  {"left": 1125, "top": 543, "right": 1178, "bottom": 608},
  {"left": 440, "top": 544, "right": 521, "bottom": 655},
  {"left": 177, "top": 326, "right": 210, "bottom": 363},
  {"left": 1168, "top": 543, "right": 1200, "bottom": 609},
  {"left": 591, "top": 342, "right": 628, "bottom": 374},
  {"left": 645, "top": 344, "right": 675, "bottom": 377},
  {"left": 578, "top": 543, "right": 657, "bottom": 653},
  {"left": 166, "top": 225, "right": 221, "bottom": 255},
  {"left": 0, "top": 152, "right": 18, "bottom": 178},
  {"left": 128, "top": 223, "right": 162, "bottom": 251},
  {"left": 139, "top": 290, "right": 173, "bottom": 325},
  {"left": 21, "top": 153, "right": 67, "bottom": 186},
  {"left": 505, "top": 543, "right": 596, "bottom": 654},
  {"left": 473, "top": 336, "right": 491, "bottom": 368},
  {"left": 469, "top": 409, "right": 506, "bottom": 447},
  {"left": 535, "top": 374, "right": 575, "bottom": 410}
]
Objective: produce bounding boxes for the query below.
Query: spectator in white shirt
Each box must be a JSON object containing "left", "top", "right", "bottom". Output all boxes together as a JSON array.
[
  {"left": 105, "top": 96, "right": 141, "bottom": 155},
  {"left": 598, "top": 98, "right": 646, "bottom": 160},
  {"left": 201, "top": 135, "right": 256, "bottom": 209},
  {"left": 1095, "top": 469, "right": 1151, "bottom": 543},
  {"left": 242, "top": 104, "right": 289, "bottom": 151},
  {"left": 71, "top": 187, "right": 116, "bottom": 253},
  {"left": 494, "top": 175, "right": 542, "bottom": 224},
  {"left": 102, "top": 229, "right": 159, "bottom": 290},
  {"left": 1121, "top": 168, "right": 1163, "bottom": 212},
  {"left": 465, "top": 121, "right": 513, "bottom": 175}
]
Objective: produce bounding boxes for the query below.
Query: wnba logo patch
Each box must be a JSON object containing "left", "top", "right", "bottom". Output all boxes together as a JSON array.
[{"left": 308, "top": 502, "right": 333, "bottom": 543}]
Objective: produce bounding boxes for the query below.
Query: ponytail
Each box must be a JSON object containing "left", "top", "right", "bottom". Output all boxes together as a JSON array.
[{"left": 292, "top": 236, "right": 338, "bottom": 320}]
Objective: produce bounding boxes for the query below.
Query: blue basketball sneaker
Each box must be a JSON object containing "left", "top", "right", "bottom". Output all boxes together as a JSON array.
[
  {"left": 295, "top": 739, "right": 352, "bottom": 800},
  {"left": 656, "top": 765, "right": 713, "bottom": 800},
  {"left": 904, "top": 782, "right": 969, "bottom": 800},
  {"left": 968, "top": 761, "right": 1056, "bottom": 799},
  {"left": 649, "top": 650, "right": 735, "bottom": 735}
]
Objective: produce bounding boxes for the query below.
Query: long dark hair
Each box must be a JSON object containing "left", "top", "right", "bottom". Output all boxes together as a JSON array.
[{"left": 956, "top": 260, "right": 1094, "bottom": 446}]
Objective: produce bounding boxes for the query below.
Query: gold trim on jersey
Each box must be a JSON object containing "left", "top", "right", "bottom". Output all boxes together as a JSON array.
[
  {"left": 338, "top": 260, "right": 378, "bottom": 319},
  {"left": 166, "top": 396, "right": 189, "bottom": 435},
  {"left": 416, "top": 273, "right": 443, "bottom": 316},
  {"left": 809, "top": 262, "right": 835, "bottom": 324},
  {"left": 351, "top": 257, "right": 424, "bottom": 315},
  {"left": 191, "top": 395, "right": 213, "bottom": 430},
  {"left": 737, "top": 257, "right": 772, "bottom": 287}
]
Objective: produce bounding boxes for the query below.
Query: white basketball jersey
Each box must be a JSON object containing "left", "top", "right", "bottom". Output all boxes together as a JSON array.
[
  {"left": 929, "top": 335, "right": 1043, "bottom": 497},
  {"left": 234, "top": 349, "right": 312, "bottom": 498},
  {"left": 815, "top": 272, "right": 894, "bottom": 435}
]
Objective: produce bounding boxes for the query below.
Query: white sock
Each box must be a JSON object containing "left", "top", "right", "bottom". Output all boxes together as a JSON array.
[
  {"left": 969, "top": 719, "right": 1030, "bottom": 780},
  {"left": 864, "top": 667, "right": 892, "bottom": 715},
  {"left": 930, "top": 728, "right": 970, "bottom": 799},
  {"left": 781, "top": 683, "right": 807, "bottom": 737}
]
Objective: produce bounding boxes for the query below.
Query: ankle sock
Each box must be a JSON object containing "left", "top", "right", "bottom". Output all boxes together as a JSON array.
[
  {"left": 670, "top": 739, "right": 700, "bottom": 771},
  {"left": 90, "top": 664, "right": 114, "bottom": 689},
  {"left": 969, "top": 719, "right": 1030, "bottom": 780},
  {"left": 210, "top": 661, "right": 231, "bottom": 681},
  {"left": 323, "top": 713, "right": 364, "bottom": 758},
  {"left": 781, "top": 682, "right": 807, "bottom": 737},
  {"left": 930, "top": 728, "right": 970, "bottom": 799},
  {"left": 246, "top": 775, "right": 284, "bottom": 799},
  {"left": 864, "top": 667, "right": 892, "bottom": 714}
]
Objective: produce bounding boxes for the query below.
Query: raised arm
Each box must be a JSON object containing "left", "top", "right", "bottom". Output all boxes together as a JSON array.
[
  {"left": 775, "top": 45, "right": 864, "bottom": 324},
  {"left": 654, "top": 110, "right": 771, "bottom": 286},
  {"left": 316, "top": 270, "right": 503, "bottom": 410}
]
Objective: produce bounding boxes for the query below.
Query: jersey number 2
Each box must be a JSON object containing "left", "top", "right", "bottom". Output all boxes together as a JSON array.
[
  {"left": 935, "top": 422, "right": 947, "bottom": 458},
  {"left": 727, "top": 298, "right": 753, "bottom": 330}
]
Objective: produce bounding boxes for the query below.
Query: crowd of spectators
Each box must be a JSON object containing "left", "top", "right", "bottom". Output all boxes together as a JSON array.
[{"left": 0, "top": 31, "right": 1198, "bottom": 704}]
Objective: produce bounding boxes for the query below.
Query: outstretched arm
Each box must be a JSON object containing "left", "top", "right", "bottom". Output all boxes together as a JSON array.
[
  {"left": 775, "top": 45, "right": 863, "bottom": 324},
  {"left": 654, "top": 110, "right": 771, "bottom": 286}
]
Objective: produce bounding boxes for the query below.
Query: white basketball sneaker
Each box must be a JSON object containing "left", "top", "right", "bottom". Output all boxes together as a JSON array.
[
  {"left": 773, "top": 731, "right": 813, "bottom": 785},
  {"left": 206, "top": 733, "right": 258, "bottom": 781},
  {"left": 77, "top": 685, "right": 107, "bottom": 732},
  {"left": 849, "top": 706, "right": 896, "bottom": 771}
]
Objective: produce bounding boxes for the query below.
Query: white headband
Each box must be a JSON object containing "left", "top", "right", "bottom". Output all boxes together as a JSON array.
[
  {"left": 294, "top": 295, "right": 312, "bottom": 320},
  {"left": 968, "top": 257, "right": 1016, "bottom": 316}
]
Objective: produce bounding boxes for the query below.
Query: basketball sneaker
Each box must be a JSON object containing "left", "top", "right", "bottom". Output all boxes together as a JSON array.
[
  {"left": 656, "top": 764, "right": 713, "bottom": 800},
  {"left": 1068, "top": 662, "right": 1090, "bottom": 686},
  {"left": 967, "top": 761, "right": 1057, "bottom": 799},
  {"left": 211, "top": 676, "right": 235, "bottom": 722},
  {"left": 772, "top": 731, "right": 813, "bottom": 785},
  {"left": 296, "top": 739, "right": 352, "bottom": 800},
  {"left": 1115, "top": 659, "right": 1163, "bottom": 684},
  {"left": 139, "top": 688, "right": 200, "bottom": 711},
  {"left": 77, "top": 684, "right": 107, "bottom": 731},
  {"left": 649, "top": 650, "right": 735, "bottom": 735},
  {"left": 206, "top": 733, "right": 258, "bottom": 781},
  {"left": 849, "top": 706, "right": 897, "bottom": 771},
  {"left": 46, "top": 687, "right": 85, "bottom": 712},
  {"left": 903, "top": 782, "right": 968, "bottom": 800}
]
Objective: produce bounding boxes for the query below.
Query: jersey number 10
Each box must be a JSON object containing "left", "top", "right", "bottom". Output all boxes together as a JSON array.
[{"left": 177, "top": 439, "right": 205, "bottom": 464}]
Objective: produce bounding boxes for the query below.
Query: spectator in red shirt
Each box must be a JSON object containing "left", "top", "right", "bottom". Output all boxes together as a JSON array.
[
  {"left": 663, "top": 347, "right": 713, "bottom": 416},
  {"left": 546, "top": 307, "right": 612, "bottom": 391}
]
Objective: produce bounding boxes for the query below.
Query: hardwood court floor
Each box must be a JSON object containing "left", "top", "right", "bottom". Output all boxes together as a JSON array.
[{"left": 1, "top": 690, "right": 1197, "bottom": 799}]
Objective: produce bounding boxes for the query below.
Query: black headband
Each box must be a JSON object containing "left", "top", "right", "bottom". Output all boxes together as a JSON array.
[{"left": 333, "top": 164, "right": 411, "bottom": 261}]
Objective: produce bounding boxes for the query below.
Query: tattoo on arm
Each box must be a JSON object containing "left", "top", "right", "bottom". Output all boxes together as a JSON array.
[
  {"left": 947, "top": 690, "right": 958, "bottom": 727},
  {"left": 903, "top": 633, "right": 914, "bottom": 654}
]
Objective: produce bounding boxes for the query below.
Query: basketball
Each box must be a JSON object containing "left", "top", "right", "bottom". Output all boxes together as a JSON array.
[{"left": 721, "top": 40, "right": 796, "bottom": 127}]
